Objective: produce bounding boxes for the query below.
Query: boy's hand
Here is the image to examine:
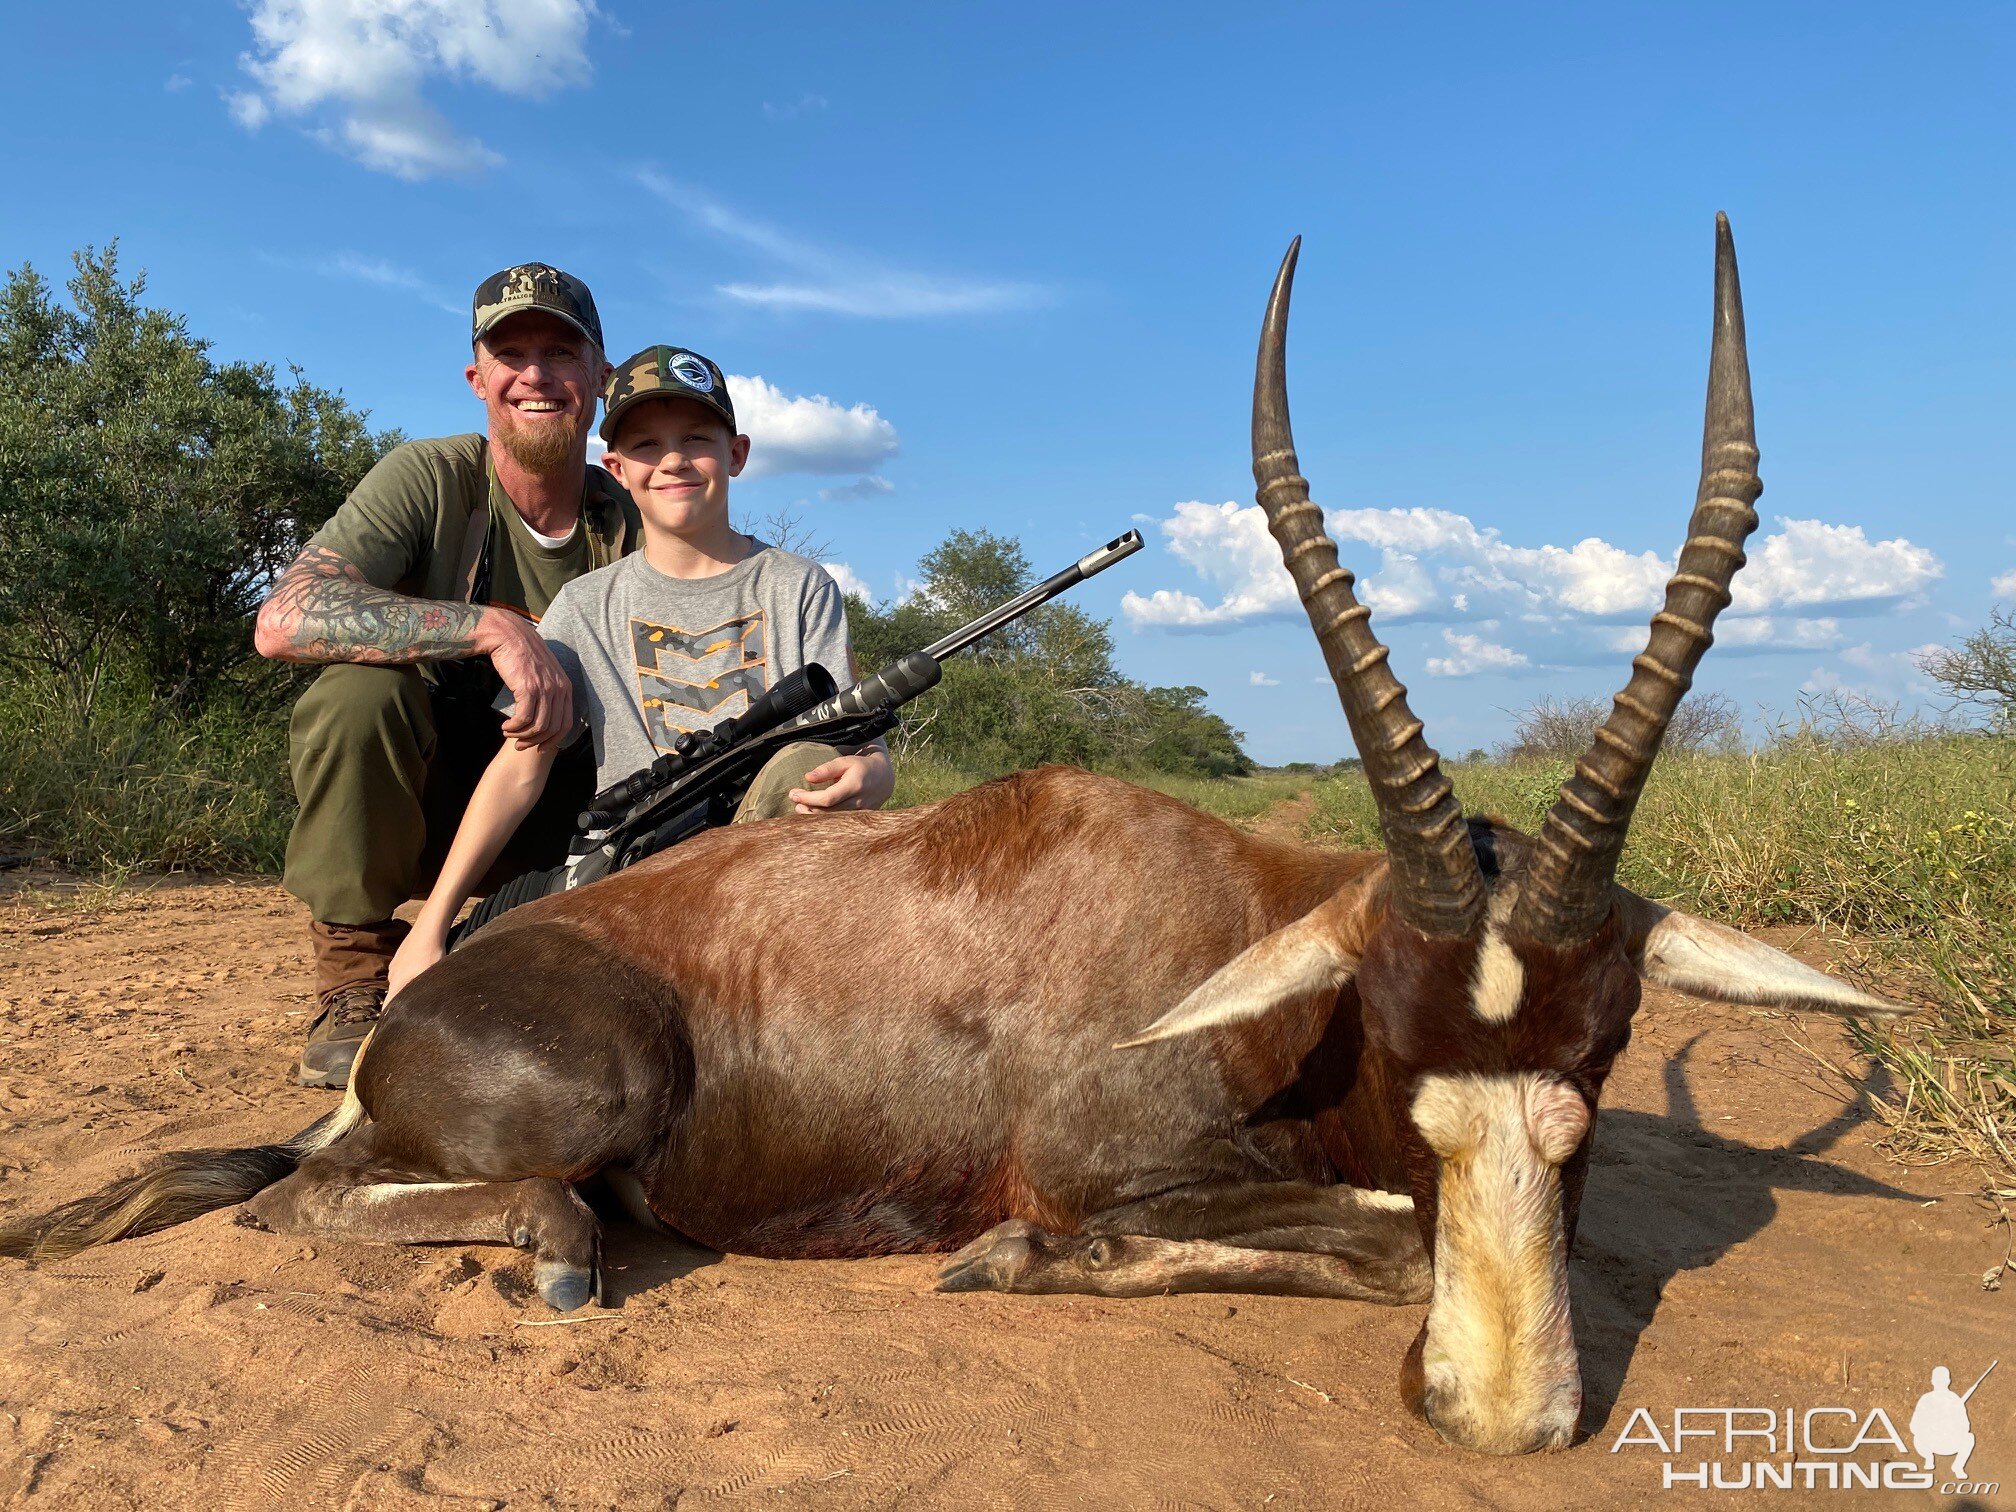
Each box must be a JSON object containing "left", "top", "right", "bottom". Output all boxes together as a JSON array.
[
  {"left": 387, "top": 926, "right": 449, "bottom": 1002},
  {"left": 790, "top": 750, "right": 895, "bottom": 813}
]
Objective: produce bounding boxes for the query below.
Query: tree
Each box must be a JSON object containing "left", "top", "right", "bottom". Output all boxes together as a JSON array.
[
  {"left": 1919, "top": 610, "right": 2016, "bottom": 730},
  {"left": 1123, "top": 685, "right": 1253, "bottom": 777},
  {"left": 0, "top": 245, "right": 396, "bottom": 716}
]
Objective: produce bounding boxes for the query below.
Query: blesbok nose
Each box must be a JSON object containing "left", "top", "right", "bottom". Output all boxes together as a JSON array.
[
  {"left": 1424, "top": 1395, "right": 1579, "bottom": 1456},
  {"left": 1411, "top": 1378, "right": 1580, "bottom": 1459}
]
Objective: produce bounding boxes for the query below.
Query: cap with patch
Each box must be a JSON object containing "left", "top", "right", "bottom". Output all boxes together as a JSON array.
[
  {"left": 600, "top": 345, "right": 737, "bottom": 444},
  {"left": 471, "top": 263, "right": 604, "bottom": 351}
]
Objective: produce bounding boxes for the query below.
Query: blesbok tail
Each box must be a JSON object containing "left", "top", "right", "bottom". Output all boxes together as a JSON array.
[{"left": 0, "top": 1087, "right": 366, "bottom": 1262}]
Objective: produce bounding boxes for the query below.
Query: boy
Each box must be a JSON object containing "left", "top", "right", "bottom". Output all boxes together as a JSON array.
[{"left": 387, "top": 345, "right": 893, "bottom": 995}]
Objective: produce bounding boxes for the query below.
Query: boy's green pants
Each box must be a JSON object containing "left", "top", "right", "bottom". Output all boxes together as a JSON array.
[{"left": 283, "top": 662, "right": 843, "bottom": 936}]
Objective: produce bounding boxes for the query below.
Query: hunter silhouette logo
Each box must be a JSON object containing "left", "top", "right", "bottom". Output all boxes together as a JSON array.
[
  {"left": 1910, "top": 1361, "right": 1993, "bottom": 1480},
  {"left": 1610, "top": 1358, "right": 1998, "bottom": 1494}
]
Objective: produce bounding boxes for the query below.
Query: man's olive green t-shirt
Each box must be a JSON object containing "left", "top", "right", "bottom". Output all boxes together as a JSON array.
[{"left": 305, "top": 433, "right": 641, "bottom": 689}]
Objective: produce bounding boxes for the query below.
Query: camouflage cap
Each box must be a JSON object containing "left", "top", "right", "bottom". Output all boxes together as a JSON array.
[
  {"left": 600, "top": 345, "right": 737, "bottom": 445},
  {"left": 471, "top": 262, "right": 604, "bottom": 351}
]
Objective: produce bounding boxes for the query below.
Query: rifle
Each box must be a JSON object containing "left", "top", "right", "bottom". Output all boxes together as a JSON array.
[
  {"left": 448, "top": 529, "right": 1144, "bottom": 947},
  {"left": 1960, "top": 1360, "right": 1997, "bottom": 1403}
]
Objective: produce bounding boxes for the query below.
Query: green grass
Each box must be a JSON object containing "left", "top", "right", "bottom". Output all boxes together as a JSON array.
[
  {"left": 1120, "top": 768, "right": 1313, "bottom": 823},
  {"left": 887, "top": 753, "right": 990, "bottom": 810},
  {"left": 0, "top": 683, "right": 294, "bottom": 875},
  {"left": 1309, "top": 737, "right": 2016, "bottom": 1183},
  {"left": 888, "top": 759, "right": 1315, "bottom": 825}
]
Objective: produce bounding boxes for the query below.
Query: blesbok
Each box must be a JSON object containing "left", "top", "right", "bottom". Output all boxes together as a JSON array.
[{"left": 2, "top": 215, "right": 1907, "bottom": 1455}]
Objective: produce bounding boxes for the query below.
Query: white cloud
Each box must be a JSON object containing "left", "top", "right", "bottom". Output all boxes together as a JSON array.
[
  {"left": 1801, "top": 642, "right": 1944, "bottom": 701},
  {"left": 1993, "top": 567, "right": 2016, "bottom": 600},
  {"left": 826, "top": 561, "right": 873, "bottom": 601},
  {"left": 727, "top": 375, "right": 899, "bottom": 480},
  {"left": 1118, "top": 502, "right": 1298, "bottom": 628},
  {"left": 818, "top": 475, "right": 895, "bottom": 503},
  {"left": 264, "top": 249, "right": 460, "bottom": 314},
  {"left": 762, "top": 93, "right": 828, "bottom": 121},
  {"left": 1730, "top": 519, "right": 1941, "bottom": 613},
  {"left": 635, "top": 173, "right": 1052, "bottom": 320},
  {"left": 226, "top": 90, "right": 271, "bottom": 129},
  {"left": 1122, "top": 501, "right": 1943, "bottom": 634},
  {"left": 165, "top": 73, "right": 193, "bottom": 92},
  {"left": 717, "top": 278, "right": 1047, "bottom": 319},
  {"left": 1426, "top": 629, "right": 1529, "bottom": 678},
  {"left": 1249, "top": 670, "right": 1280, "bottom": 687},
  {"left": 230, "top": 0, "right": 597, "bottom": 179},
  {"left": 1600, "top": 616, "right": 1844, "bottom": 656}
]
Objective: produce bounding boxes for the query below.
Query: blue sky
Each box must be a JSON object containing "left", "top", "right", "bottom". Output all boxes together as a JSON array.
[{"left": 6, "top": 2, "right": 2011, "bottom": 762}]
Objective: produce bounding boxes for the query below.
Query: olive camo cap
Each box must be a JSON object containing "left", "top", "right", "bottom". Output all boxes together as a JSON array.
[
  {"left": 471, "top": 262, "right": 603, "bottom": 351},
  {"left": 600, "top": 345, "right": 737, "bottom": 445}
]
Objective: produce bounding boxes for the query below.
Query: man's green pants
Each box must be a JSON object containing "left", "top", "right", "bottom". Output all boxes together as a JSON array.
[{"left": 284, "top": 663, "right": 842, "bottom": 994}]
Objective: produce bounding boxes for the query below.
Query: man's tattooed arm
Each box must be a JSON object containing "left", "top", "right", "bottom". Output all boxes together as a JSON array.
[{"left": 254, "top": 546, "right": 486, "bottom": 665}]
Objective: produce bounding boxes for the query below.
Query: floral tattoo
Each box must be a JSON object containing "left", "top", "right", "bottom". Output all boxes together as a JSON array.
[{"left": 261, "top": 546, "right": 485, "bottom": 664}]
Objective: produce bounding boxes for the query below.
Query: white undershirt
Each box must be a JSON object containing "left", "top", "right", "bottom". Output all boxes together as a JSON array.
[{"left": 520, "top": 516, "right": 580, "bottom": 550}]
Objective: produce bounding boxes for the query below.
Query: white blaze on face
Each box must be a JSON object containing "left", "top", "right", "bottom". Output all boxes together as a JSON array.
[
  {"left": 1469, "top": 928, "right": 1525, "bottom": 1024},
  {"left": 1411, "top": 1072, "right": 1590, "bottom": 1454}
]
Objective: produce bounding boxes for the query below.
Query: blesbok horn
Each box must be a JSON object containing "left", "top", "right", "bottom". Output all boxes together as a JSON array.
[
  {"left": 1253, "top": 238, "right": 1484, "bottom": 938},
  {"left": 1513, "top": 213, "right": 1763, "bottom": 946}
]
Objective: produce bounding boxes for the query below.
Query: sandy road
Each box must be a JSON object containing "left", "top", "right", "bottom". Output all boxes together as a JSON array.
[{"left": 1, "top": 868, "right": 2009, "bottom": 1509}]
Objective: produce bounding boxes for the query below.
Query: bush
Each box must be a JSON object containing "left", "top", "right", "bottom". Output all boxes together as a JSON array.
[
  {"left": 0, "top": 675, "right": 294, "bottom": 874},
  {"left": 1496, "top": 690, "right": 1741, "bottom": 762}
]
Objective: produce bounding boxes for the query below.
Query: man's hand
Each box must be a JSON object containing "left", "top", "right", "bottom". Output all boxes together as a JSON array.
[
  {"left": 477, "top": 608, "right": 575, "bottom": 748},
  {"left": 789, "top": 749, "right": 896, "bottom": 814}
]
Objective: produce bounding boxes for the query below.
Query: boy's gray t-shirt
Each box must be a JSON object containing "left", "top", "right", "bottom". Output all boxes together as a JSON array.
[{"left": 507, "top": 542, "right": 862, "bottom": 790}]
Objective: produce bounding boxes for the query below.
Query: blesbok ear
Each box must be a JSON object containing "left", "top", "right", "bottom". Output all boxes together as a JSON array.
[
  {"left": 1116, "top": 872, "right": 1382, "bottom": 1049},
  {"left": 1616, "top": 892, "right": 1913, "bottom": 1020}
]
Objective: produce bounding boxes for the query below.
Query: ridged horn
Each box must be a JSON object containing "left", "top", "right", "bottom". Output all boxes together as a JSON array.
[
  {"left": 1254, "top": 238, "right": 1484, "bottom": 938},
  {"left": 1513, "top": 213, "right": 1762, "bottom": 946}
]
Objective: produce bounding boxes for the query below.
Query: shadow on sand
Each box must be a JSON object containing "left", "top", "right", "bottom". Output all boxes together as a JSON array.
[
  {"left": 578, "top": 1179, "right": 722, "bottom": 1304},
  {"left": 1571, "top": 1034, "right": 1927, "bottom": 1439}
]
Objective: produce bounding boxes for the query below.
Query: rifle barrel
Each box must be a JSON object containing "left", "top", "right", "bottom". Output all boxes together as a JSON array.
[{"left": 920, "top": 530, "right": 1142, "bottom": 662}]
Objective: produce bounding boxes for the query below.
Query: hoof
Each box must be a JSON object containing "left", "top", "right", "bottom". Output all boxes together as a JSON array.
[
  {"left": 535, "top": 1260, "right": 597, "bottom": 1312},
  {"left": 936, "top": 1233, "right": 1035, "bottom": 1293},
  {"left": 943, "top": 1218, "right": 1041, "bottom": 1270}
]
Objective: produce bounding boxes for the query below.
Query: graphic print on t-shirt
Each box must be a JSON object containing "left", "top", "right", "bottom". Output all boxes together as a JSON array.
[{"left": 630, "top": 611, "right": 769, "bottom": 751}]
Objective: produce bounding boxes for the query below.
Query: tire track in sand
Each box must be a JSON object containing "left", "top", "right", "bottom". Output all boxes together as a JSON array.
[{"left": 212, "top": 1360, "right": 418, "bottom": 1511}]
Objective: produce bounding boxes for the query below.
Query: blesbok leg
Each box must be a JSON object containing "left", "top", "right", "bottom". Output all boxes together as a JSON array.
[
  {"left": 936, "top": 1180, "right": 1429, "bottom": 1302},
  {"left": 243, "top": 1135, "right": 603, "bottom": 1311}
]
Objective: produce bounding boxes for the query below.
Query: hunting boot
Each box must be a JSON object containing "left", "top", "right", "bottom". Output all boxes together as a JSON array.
[{"left": 299, "top": 918, "right": 409, "bottom": 1089}]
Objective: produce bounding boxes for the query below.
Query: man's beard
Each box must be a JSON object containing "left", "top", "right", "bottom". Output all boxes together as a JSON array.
[{"left": 493, "top": 404, "right": 591, "bottom": 475}]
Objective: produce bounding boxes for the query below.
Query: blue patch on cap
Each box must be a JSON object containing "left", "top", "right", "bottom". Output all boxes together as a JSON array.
[{"left": 668, "top": 352, "right": 714, "bottom": 393}]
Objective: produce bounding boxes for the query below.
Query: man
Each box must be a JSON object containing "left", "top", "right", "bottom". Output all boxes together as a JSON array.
[{"left": 254, "top": 263, "right": 638, "bottom": 1089}]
